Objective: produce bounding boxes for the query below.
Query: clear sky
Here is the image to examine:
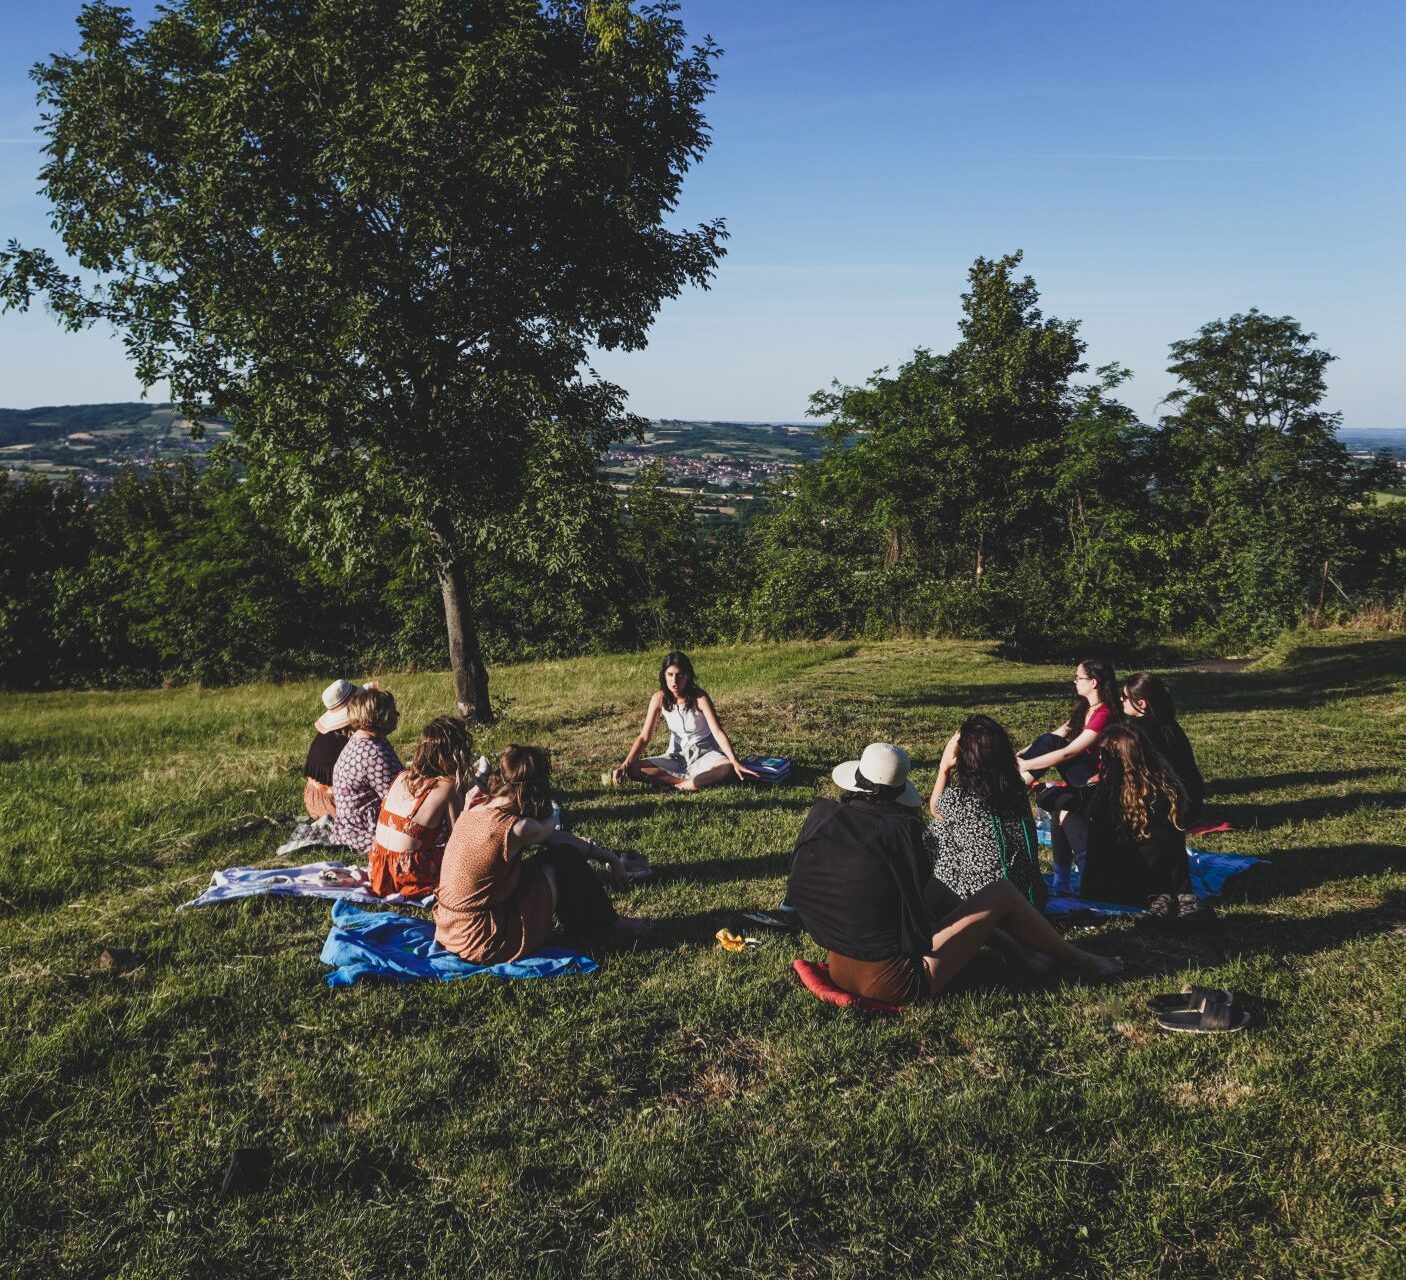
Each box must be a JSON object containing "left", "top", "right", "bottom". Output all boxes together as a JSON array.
[{"left": 2, "top": 0, "right": 1403, "bottom": 425}]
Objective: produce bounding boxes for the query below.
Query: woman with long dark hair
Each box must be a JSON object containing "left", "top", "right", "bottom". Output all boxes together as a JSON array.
[
  {"left": 436, "top": 745, "right": 654, "bottom": 961},
  {"left": 612, "top": 650, "right": 757, "bottom": 791},
  {"left": 926, "top": 715, "right": 1046, "bottom": 909},
  {"left": 1017, "top": 657, "right": 1121, "bottom": 895},
  {"left": 1039, "top": 724, "right": 1208, "bottom": 921},
  {"left": 1121, "top": 672, "right": 1206, "bottom": 820},
  {"left": 786, "top": 741, "right": 1121, "bottom": 1004}
]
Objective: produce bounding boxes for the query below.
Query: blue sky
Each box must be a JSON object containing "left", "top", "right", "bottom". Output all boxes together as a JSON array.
[{"left": 2, "top": 0, "right": 1403, "bottom": 424}]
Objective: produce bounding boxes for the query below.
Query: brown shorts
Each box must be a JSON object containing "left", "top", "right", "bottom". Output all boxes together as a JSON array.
[{"left": 827, "top": 951, "right": 927, "bottom": 1004}]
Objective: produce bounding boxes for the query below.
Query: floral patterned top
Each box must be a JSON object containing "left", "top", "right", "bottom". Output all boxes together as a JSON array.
[
  {"left": 331, "top": 734, "right": 404, "bottom": 855},
  {"left": 924, "top": 786, "right": 1047, "bottom": 910}
]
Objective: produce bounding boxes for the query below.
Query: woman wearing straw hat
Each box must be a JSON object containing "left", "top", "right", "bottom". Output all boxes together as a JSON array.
[
  {"left": 785, "top": 742, "right": 1121, "bottom": 1004},
  {"left": 302, "top": 678, "right": 376, "bottom": 819}
]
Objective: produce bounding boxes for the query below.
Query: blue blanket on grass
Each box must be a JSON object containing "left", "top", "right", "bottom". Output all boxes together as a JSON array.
[
  {"left": 321, "top": 899, "right": 599, "bottom": 988},
  {"left": 1039, "top": 840, "right": 1264, "bottom": 919}
]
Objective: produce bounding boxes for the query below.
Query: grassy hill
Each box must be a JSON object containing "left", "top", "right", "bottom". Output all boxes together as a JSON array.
[{"left": 2, "top": 634, "right": 1405, "bottom": 1276}]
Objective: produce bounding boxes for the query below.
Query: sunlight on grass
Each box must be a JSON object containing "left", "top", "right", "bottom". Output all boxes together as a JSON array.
[{"left": 1, "top": 633, "right": 1404, "bottom": 1276}]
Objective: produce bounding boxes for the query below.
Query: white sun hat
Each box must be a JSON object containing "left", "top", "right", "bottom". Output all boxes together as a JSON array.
[
  {"left": 831, "top": 741, "right": 922, "bottom": 808},
  {"left": 314, "top": 679, "right": 364, "bottom": 733}
]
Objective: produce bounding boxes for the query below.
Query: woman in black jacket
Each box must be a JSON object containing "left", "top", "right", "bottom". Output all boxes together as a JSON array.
[
  {"left": 1120, "top": 672, "right": 1206, "bottom": 820},
  {"left": 1038, "top": 724, "right": 1207, "bottom": 920},
  {"left": 787, "top": 742, "right": 1122, "bottom": 1004}
]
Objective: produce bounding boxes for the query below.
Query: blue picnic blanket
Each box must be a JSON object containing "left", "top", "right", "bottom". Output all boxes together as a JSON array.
[
  {"left": 1041, "top": 847, "right": 1264, "bottom": 919},
  {"left": 321, "top": 899, "right": 599, "bottom": 988}
]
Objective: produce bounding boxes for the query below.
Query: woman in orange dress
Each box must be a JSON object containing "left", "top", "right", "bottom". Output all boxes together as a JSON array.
[
  {"left": 435, "top": 745, "right": 654, "bottom": 962},
  {"left": 368, "top": 716, "right": 485, "bottom": 898}
]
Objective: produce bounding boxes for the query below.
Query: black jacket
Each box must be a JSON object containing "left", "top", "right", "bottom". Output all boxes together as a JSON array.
[{"left": 786, "top": 796, "right": 933, "bottom": 961}]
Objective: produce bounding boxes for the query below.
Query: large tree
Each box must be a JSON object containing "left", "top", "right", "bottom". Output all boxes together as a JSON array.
[
  {"left": 1, "top": 0, "right": 725, "bottom": 720},
  {"left": 1156, "top": 310, "right": 1373, "bottom": 639}
]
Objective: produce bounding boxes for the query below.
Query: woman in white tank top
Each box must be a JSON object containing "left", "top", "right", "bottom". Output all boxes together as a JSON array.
[{"left": 612, "top": 651, "right": 759, "bottom": 791}]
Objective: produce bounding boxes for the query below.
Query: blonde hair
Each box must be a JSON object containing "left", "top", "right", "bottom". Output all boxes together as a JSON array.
[
  {"left": 346, "top": 687, "right": 398, "bottom": 735},
  {"left": 489, "top": 744, "right": 554, "bottom": 820},
  {"left": 403, "top": 717, "right": 475, "bottom": 798}
]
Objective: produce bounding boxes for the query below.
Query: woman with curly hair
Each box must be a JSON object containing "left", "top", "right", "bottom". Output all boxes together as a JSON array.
[
  {"left": 1038, "top": 724, "right": 1206, "bottom": 920},
  {"left": 1121, "top": 672, "right": 1206, "bottom": 821},
  {"left": 367, "top": 716, "right": 485, "bottom": 898},
  {"left": 926, "top": 715, "right": 1047, "bottom": 910},
  {"left": 436, "top": 745, "right": 654, "bottom": 962}
]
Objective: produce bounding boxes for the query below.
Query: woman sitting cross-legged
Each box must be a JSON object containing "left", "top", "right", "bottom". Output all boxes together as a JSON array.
[
  {"left": 436, "top": 745, "right": 655, "bottom": 963},
  {"left": 612, "top": 650, "right": 758, "bottom": 791},
  {"left": 367, "top": 716, "right": 487, "bottom": 899},
  {"left": 331, "top": 687, "right": 403, "bottom": 856},
  {"left": 786, "top": 742, "right": 1121, "bottom": 1005},
  {"left": 1037, "top": 724, "right": 1210, "bottom": 923},
  {"left": 926, "top": 714, "right": 1047, "bottom": 911},
  {"left": 1017, "top": 656, "right": 1121, "bottom": 895}
]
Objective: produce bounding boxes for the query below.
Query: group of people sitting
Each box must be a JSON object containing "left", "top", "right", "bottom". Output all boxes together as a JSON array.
[{"left": 300, "top": 650, "right": 1209, "bottom": 1003}]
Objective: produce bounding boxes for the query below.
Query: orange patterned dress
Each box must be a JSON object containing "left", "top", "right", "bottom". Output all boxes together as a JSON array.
[{"left": 433, "top": 806, "right": 554, "bottom": 963}]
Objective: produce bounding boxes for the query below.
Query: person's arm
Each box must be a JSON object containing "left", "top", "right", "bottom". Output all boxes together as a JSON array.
[
  {"left": 1020, "top": 726, "right": 1100, "bottom": 774},
  {"left": 613, "top": 692, "right": 665, "bottom": 784},
  {"left": 509, "top": 817, "right": 632, "bottom": 888},
  {"left": 695, "top": 694, "right": 759, "bottom": 781},
  {"left": 929, "top": 731, "right": 960, "bottom": 818}
]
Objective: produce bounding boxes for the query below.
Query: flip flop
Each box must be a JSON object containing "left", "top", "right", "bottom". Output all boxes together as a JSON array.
[
  {"left": 1145, "top": 984, "right": 1233, "bottom": 1015},
  {"left": 740, "top": 910, "right": 798, "bottom": 931},
  {"left": 1156, "top": 991, "right": 1251, "bottom": 1034}
]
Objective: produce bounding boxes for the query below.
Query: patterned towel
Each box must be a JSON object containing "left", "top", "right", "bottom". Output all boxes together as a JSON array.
[
  {"left": 320, "top": 899, "right": 598, "bottom": 988},
  {"left": 178, "top": 860, "right": 432, "bottom": 910}
]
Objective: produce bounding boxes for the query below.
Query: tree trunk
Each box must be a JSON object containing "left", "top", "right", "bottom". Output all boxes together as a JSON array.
[{"left": 428, "top": 522, "right": 493, "bottom": 724}]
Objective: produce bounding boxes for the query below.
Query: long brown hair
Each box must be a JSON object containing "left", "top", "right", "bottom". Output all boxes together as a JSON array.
[
  {"left": 403, "top": 717, "right": 475, "bottom": 798},
  {"left": 489, "top": 744, "right": 554, "bottom": 820},
  {"left": 953, "top": 714, "right": 1029, "bottom": 819},
  {"left": 1096, "top": 724, "right": 1186, "bottom": 839},
  {"left": 1069, "top": 656, "right": 1121, "bottom": 733},
  {"left": 1122, "top": 671, "right": 1177, "bottom": 724}
]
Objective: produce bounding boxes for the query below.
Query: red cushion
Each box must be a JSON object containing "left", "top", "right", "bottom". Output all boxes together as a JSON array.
[
  {"left": 1188, "top": 820, "right": 1235, "bottom": 835},
  {"left": 791, "top": 958, "right": 907, "bottom": 1015}
]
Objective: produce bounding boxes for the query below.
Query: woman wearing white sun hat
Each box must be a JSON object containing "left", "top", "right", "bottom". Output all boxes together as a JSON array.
[
  {"left": 785, "top": 742, "right": 1122, "bottom": 1004},
  {"left": 302, "top": 678, "right": 381, "bottom": 819}
]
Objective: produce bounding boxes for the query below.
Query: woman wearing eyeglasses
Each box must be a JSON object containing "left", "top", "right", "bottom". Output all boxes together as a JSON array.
[{"left": 1017, "top": 657, "right": 1121, "bottom": 895}]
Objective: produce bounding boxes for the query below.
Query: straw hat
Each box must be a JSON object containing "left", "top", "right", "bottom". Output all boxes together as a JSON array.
[
  {"left": 831, "top": 742, "right": 922, "bottom": 808},
  {"left": 314, "top": 679, "right": 363, "bottom": 733}
]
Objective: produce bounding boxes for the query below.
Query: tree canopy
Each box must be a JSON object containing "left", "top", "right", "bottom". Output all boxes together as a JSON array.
[{"left": 1, "top": 0, "right": 726, "bottom": 720}]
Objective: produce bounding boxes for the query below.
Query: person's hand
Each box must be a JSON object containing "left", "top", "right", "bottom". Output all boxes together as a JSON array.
[
  {"left": 607, "top": 855, "right": 633, "bottom": 891},
  {"left": 1019, "top": 768, "right": 1037, "bottom": 787},
  {"left": 611, "top": 763, "right": 628, "bottom": 787},
  {"left": 732, "top": 761, "right": 761, "bottom": 781}
]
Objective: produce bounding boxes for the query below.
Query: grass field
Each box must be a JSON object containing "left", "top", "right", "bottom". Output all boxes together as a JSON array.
[{"left": 2, "top": 633, "right": 1405, "bottom": 1278}]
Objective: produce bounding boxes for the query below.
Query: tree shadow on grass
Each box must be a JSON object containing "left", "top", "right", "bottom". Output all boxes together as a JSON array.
[
  {"left": 1223, "top": 842, "right": 1406, "bottom": 902},
  {"left": 1122, "top": 891, "right": 1406, "bottom": 982},
  {"left": 1216, "top": 791, "right": 1406, "bottom": 830},
  {"left": 1209, "top": 767, "right": 1396, "bottom": 797},
  {"left": 650, "top": 852, "right": 791, "bottom": 888},
  {"left": 1172, "top": 637, "right": 1406, "bottom": 715}
]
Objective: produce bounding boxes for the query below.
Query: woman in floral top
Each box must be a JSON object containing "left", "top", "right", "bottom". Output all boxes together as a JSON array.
[
  {"left": 331, "top": 687, "right": 403, "bottom": 855},
  {"left": 925, "top": 714, "right": 1047, "bottom": 910}
]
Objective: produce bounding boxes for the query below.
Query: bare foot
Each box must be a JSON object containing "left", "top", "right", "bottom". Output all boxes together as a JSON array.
[
  {"left": 1082, "top": 953, "right": 1123, "bottom": 979},
  {"left": 674, "top": 776, "right": 698, "bottom": 792},
  {"left": 1017, "top": 946, "right": 1054, "bottom": 978}
]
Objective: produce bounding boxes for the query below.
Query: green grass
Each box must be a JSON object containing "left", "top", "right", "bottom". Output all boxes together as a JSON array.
[{"left": 2, "top": 633, "right": 1405, "bottom": 1278}]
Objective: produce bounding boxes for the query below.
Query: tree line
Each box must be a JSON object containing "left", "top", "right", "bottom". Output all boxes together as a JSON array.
[
  {"left": 3, "top": 249, "right": 1404, "bottom": 691},
  {"left": 3, "top": 4, "right": 1403, "bottom": 700}
]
